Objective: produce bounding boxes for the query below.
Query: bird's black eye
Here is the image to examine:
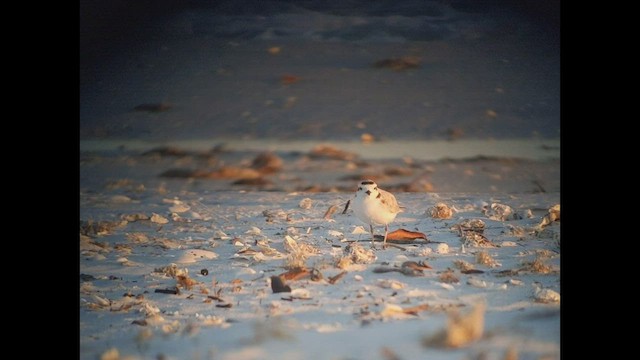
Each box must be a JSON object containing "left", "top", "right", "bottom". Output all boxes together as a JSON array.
[
  {"left": 358, "top": 187, "right": 362, "bottom": 191},
  {"left": 374, "top": 187, "right": 378, "bottom": 190}
]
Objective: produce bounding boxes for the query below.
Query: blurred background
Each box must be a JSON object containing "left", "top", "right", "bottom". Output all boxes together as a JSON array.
[{"left": 80, "top": 0, "right": 559, "bottom": 142}]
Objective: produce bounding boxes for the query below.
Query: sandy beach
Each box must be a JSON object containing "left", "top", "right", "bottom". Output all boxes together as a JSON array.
[
  {"left": 80, "top": 143, "right": 560, "bottom": 360},
  {"left": 80, "top": 1, "right": 560, "bottom": 359}
]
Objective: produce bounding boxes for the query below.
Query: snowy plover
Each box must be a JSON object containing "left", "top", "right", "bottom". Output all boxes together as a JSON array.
[{"left": 352, "top": 180, "right": 401, "bottom": 249}]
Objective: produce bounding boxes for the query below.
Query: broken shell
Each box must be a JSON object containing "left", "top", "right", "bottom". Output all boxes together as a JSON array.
[
  {"left": 110, "top": 195, "right": 131, "bottom": 203},
  {"left": 121, "top": 213, "right": 149, "bottom": 222},
  {"left": 484, "top": 203, "right": 514, "bottom": 221},
  {"left": 429, "top": 203, "right": 453, "bottom": 219},
  {"left": 538, "top": 204, "right": 561, "bottom": 228},
  {"left": 500, "top": 241, "right": 518, "bottom": 247},
  {"left": 513, "top": 209, "right": 533, "bottom": 220},
  {"left": 176, "top": 249, "right": 218, "bottom": 264},
  {"left": 458, "top": 227, "right": 496, "bottom": 248},
  {"left": 377, "top": 279, "right": 405, "bottom": 290},
  {"left": 453, "top": 260, "right": 475, "bottom": 272},
  {"left": 298, "top": 198, "right": 313, "bottom": 209},
  {"left": 534, "top": 287, "right": 560, "bottom": 303},
  {"left": 214, "top": 230, "right": 230, "bottom": 240},
  {"left": 475, "top": 251, "right": 500, "bottom": 268},
  {"left": 352, "top": 226, "right": 369, "bottom": 235},
  {"left": 436, "top": 243, "right": 449, "bottom": 254},
  {"left": 439, "top": 282, "right": 456, "bottom": 291},
  {"left": 344, "top": 242, "right": 377, "bottom": 264},
  {"left": 453, "top": 219, "right": 486, "bottom": 233},
  {"left": 466, "top": 278, "right": 488, "bottom": 288},
  {"left": 245, "top": 226, "right": 262, "bottom": 235},
  {"left": 150, "top": 213, "right": 169, "bottom": 224},
  {"left": 291, "top": 288, "right": 311, "bottom": 299},
  {"left": 169, "top": 203, "right": 190, "bottom": 213},
  {"left": 422, "top": 302, "right": 485, "bottom": 348},
  {"left": 548, "top": 204, "right": 560, "bottom": 220},
  {"left": 100, "top": 348, "right": 120, "bottom": 360}
]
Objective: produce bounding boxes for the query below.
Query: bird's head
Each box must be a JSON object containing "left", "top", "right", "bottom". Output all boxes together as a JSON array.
[{"left": 357, "top": 179, "right": 379, "bottom": 197}]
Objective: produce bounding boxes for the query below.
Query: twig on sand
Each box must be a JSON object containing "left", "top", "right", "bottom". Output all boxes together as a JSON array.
[
  {"left": 342, "top": 200, "right": 351, "bottom": 214},
  {"left": 323, "top": 205, "right": 339, "bottom": 219},
  {"left": 155, "top": 287, "right": 180, "bottom": 295},
  {"left": 328, "top": 271, "right": 347, "bottom": 284}
]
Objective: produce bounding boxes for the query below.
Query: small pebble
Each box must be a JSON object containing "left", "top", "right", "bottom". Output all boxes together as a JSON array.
[{"left": 201, "top": 269, "right": 209, "bottom": 276}]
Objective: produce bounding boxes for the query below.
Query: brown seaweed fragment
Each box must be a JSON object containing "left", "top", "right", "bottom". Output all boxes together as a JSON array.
[
  {"left": 373, "top": 56, "right": 421, "bottom": 71},
  {"left": 134, "top": 103, "right": 172, "bottom": 113}
]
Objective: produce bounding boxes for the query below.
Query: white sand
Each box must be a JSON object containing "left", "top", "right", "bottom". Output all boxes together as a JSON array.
[{"left": 80, "top": 189, "right": 559, "bottom": 359}]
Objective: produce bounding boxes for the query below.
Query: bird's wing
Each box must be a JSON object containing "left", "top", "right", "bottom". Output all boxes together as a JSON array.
[{"left": 379, "top": 189, "right": 401, "bottom": 213}]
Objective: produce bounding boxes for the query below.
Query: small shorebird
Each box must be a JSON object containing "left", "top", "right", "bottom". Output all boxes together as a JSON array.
[{"left": 352, "top": 180, "right": 401, "bottom": 249}]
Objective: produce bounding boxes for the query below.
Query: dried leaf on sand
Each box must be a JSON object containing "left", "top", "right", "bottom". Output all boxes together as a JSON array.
[
  {"left": 385, "top": 229, "right": 428, "bottom": 242},
  {"left": 423, "top": 302, "right": 486, "bottom": 348},
  {"left": 279, "top": 267, "right": 311, "bottom": 281}
]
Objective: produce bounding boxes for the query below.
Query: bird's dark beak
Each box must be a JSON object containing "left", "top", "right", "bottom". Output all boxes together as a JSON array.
[{"left": 365, "top": 190, "right": 371, "bottom": 195}]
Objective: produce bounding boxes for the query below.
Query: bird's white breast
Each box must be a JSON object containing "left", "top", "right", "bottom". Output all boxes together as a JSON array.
[{"left": 352, "top": 192, "right": 398, "bottom": 226}]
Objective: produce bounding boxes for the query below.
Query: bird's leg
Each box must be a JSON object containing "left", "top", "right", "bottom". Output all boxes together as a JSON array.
[
  {"left": 383, "top": 224, "right": 389, "bottom": 249},
  {"left": 370, "top": 224, "right": 376, "bottom": 249}
]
